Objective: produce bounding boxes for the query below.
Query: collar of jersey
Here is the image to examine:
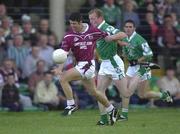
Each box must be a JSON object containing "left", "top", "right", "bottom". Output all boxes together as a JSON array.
[
  {"left": 128, "top": 31, "right": 136, "bottom": 42},
  {"left": 98, "top": 20, "right": 105, "bottom": 29}
]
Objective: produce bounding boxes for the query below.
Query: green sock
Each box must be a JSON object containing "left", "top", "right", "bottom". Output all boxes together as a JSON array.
[
  {"left": 121, "top": 108, "right": 128, "bottom": 118},
  {"left": 100, "top": 114, "right": 108, "bottom": 124}
]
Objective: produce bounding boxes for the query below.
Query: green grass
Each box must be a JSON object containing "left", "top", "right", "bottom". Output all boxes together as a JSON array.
[{"left": 0, "top": 108, "right": 180, "bottom": 134}]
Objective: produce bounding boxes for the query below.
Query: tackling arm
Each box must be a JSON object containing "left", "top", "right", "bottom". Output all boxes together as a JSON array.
[{"left": 105, "top": 32, "right": 127, "bottom": 42}]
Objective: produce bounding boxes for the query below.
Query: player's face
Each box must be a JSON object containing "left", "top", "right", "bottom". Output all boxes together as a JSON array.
[
  {"left": 69, "top": 20, "right": 82, "bottom": 32},
  {"left": 89, "top": 12, "right": 101, "bottom": 27},
  {"left": 124, "top": 22, "right": 135, "bottom": 37}
]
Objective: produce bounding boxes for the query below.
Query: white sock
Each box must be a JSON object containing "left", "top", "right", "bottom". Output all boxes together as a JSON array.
[
  {"left": 67, "top": 99, "right": 75, "bottom": 106},
  {"left": 106, "top": 104, "right": 114, "bottom": 113},
  {"left": 122, "top": 108, "right": 128, "bottom": 113}
]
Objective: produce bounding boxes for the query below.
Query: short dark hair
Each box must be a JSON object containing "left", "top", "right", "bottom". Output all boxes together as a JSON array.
[
  {"left": 69, "top": 12, "right": 83, "bottom": 22},
  {"left": 124, "top": 19, "right": 136, "bottom": 27},
  {"left": 164, "top": 14, "right": 172, "bottom": 19},
  {"left": 6, "top": 72, "right": 15, "bottom": 78},
  {"left": 165, "top": 66, "right": 175, "bottom": 71},
  {"left": 146, "top": 10, "right": 154, "bottom": 14}
]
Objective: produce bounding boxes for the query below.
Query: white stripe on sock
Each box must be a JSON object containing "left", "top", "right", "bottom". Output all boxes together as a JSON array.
[
  {"left": 67, "top": 99, "right": 75, "bottom": 106},
  {"left": 122, "top": 108, "right": 128, "bottom": 113},
  {"left": 106, "top": 104, "right": 114, "bottom": 113}
]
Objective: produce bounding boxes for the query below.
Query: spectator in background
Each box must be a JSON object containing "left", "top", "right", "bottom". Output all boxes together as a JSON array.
[
  {"left": 172, "top": 0, "right": 180, "bottom": 19},
  {"left": 1, "top": 73, "right": 22, "bottom": 111},
  {"left": 0, "top": 3, "right": 7, "bottom": 24},
  {"left": 157, "top": 14, "right": 180, "bottom": 68},
  {"left": 157, "top": 0, "right": 176, "bottom": 15},
  {"left": 137, "top": 12, "right": 152, "bottom": 44},
  {"left": 155, "top": 5, "right": 166, "bottom": 25},
  {"left": 37, "top": 19, "right": 53, "bottom": 36},
  {"left": 38, "top": 34, "right": 54, "bottom": 68},
  {"left": 138, "top": 0, "right": 155, "bottom": 22},
  {"left": 144, "top": 11, "right": 159, "bottom": 61},
  {"left": 122, "top": 1, "right": 140, "bottom": 27},
  {"left": 28, "top": 60, "right": 47, "bottom": 97},
  {"left": 0, "top": 27, "right": 6, "bottom": 65},
  {"left": 137, "top": 0, "right": 155, "bottom": 40},
  {"left": 146, "top": 3, "right": 155, "bottom": 13},
  {"left": 23, "top": 46, "right": 41, "bottom": 78},
  {"left": 117, "top": 0, "right": 138, "bottom": 10},
  {"left": 145, "top": 11, "right": 159, "bottom": 43},
  {"left": 157, "top": 67, "right": 180, "bottom": 107},
  {"left": 34, "top": 71, "right": 59, "bottom": 110},
  {"left": 0, "top": 58, "right": 18, "bottom": 105},
  {"left": 0, "top": 58, "right": 19, "bottom": 88},
  {"left": 101, "top": 0, "right": 121, "bottom": 28},
  {"left": 170, "top": 12, "right": 179, "bottom": 28},
  {"left": 48, "top": 33, "right": 58, "bottom": 49},
  {"left": 1, "top": 16, "right": 12, "bottom": 37},
  {"left": 21, "top": 16, "right": 36, "bottom": 47},
  {"left": 7, "top": 34, "right": 29, "bottom": 71},
  {"left": 6, "top": 23, "right": 21, "bottom": 46},
  {"left": 79, "top": 0, "right": 100, "bottom": 23},
  {"left": 0, "top": 58, "right": 33, "bottom": 108}
]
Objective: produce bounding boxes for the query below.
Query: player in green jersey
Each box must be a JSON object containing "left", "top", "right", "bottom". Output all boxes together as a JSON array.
[
  {"left": 118, "top": 20, "right": 173, "bottom": 120},
  {"left": 89, "top": 8, "right": 130, "bottom": 125}
]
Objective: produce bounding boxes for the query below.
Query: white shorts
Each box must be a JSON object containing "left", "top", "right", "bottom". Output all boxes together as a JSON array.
[
  {"left": 75, "top": 60, "right": 95, "bottom": 79},
  {"left": 98, "top": 55, "right": 125, "bottom": 80},
  {"left": 126, "top": 65, "right": 151, "bottom": 81}
]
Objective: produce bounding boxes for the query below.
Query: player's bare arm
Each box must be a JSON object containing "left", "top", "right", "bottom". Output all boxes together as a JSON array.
[
  {"left": 105, "top": 32, "right": 127, "bottom": 42},
  {"left": 117, "top": 40, "right": 128, "bottom": 46}
]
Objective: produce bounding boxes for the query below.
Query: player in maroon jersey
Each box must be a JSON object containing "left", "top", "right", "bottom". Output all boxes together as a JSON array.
[{"left": 52, "top": 12, "right": 122, "bottom": 125}]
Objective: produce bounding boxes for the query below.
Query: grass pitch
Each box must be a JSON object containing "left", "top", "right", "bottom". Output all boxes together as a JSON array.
[{"left": 0, "top": 108, "right": 180, "bottom": 134}]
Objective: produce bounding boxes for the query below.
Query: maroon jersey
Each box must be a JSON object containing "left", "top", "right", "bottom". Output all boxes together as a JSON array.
[{"left": 60, "top": 23, "right": 107, "bottom": 61}]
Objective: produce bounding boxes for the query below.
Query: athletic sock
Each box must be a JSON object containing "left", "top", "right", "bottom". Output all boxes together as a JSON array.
[
  {"left": 106, "top": 104, "right": 114, "bottom": 113},
  {"left": 67, "top": 99, "right": 75, "bottom": 106},
  {"left": 121, "top": 108, "right": 128, "bottom": 118}
]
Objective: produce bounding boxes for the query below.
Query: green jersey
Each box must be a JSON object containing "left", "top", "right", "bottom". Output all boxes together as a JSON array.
[
  {"left": 122, "top": 32, "right": 153, "bottom": 61},
  {"left": 96, "top": 21, "right": 119, "bottom": 60}
]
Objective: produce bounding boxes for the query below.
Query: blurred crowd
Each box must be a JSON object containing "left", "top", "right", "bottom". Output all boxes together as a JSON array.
[
  {"left": 0, "top": 2, "right": 97, "bottom": 111},
  {"left": 0, "top": 0, "right": 180, "bottom": 111}
]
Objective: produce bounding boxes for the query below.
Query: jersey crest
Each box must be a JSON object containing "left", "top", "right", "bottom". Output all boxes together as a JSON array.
[{"left": 74, "top": 37, "right": 79, "bottom": 42}]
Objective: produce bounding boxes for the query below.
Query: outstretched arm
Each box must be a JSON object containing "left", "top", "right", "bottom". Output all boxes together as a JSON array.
[{"left": 105, "top": 32, "right": 127, "bottom": 42}]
